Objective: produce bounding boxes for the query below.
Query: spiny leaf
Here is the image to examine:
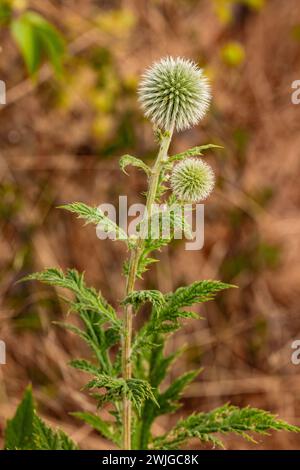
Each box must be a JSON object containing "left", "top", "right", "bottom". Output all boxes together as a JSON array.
[
  {"left": 134, "top": 281, "right": 235, "bottom": 359},
  {"left": 126, "top": 206, "right": 192, "bottom": 279},
  {"left": 4, "top": 385, "right": 35, "bottom": 450},
  {"left": 22, "top": 268, "right": 120, "bottom": 375},
  {"left": 84, "top": 375, "right": 124, "bottom": 408},
  {"left": 123, "top": 256, "right": 159, "bottom": 280},
  {"left": 104, "top": 327, "right": 120, "bottom": 349},
  {"left": 122, "top": 290, "right": 166, "bottom": 312},
  {"left": 150, "top": 345, "right": 185, "bottom": 389},
  {"left": 127, "top": 379, "right": 159, "bottom": 413},
  {"left": 119, "top": 155, "right": 151, "bottom": 176},
  {"left": 85, "top": 374, "right": 158, "bottom": 413},
  {"left": 69, "top": 359, "right": 100, "bottom": 375},
  {"left": 136, "top": 343, "right": 188, "bottom": 449},
  {"left": 153, "top": 404, "right": 300, "bottom": 450},
  {"left": 59, "top": 202, "right": 128, "bottom": 241},
  {"left": 71, "top": 412, "right": 120, "bottom": 446},
  {"left": 164, "top": 280, "right": 236, "bottom": 310},
  {"left": 56, "top": 318, "right": 118, "bottom": 374},
  {"left": 21, "top": 268, "right": 120, "bottom": 328},
  {"left": 4, "top": 387, "right": 77, "bottom": 450},
  {"left": 146, "top": 205, "right": 193, "bottom": 241},
  {"left": 33, "top": 415, "right": 78, "bottom": 450},
  {"left": 147, "top": 281, "right": 235, "bottom": 335},
  {"left": 157, "top": 369, "right": 202, "bottom": 416},
  {"left": 55, "top": 321, "right": 87, "bottom": 339},
  {"left": 168, "top": 144, "right": 223, "bottom": 163}
]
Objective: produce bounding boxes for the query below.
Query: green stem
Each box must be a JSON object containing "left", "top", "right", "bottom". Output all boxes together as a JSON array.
[{"left": 122, "top": 125, "right": 174, "bottom": 450}]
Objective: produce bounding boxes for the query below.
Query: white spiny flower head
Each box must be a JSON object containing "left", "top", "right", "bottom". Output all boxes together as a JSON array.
[
  {"left": 138, "top": 56, "right": 211, "bottom": 132},
  {"left": 171, "top": 158, "right": 215, "bottom": 203}
]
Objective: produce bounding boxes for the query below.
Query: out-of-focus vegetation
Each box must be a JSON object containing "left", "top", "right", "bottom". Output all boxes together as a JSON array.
[{"left": 1, "top": 0, "right": 300, "bottom": 450}]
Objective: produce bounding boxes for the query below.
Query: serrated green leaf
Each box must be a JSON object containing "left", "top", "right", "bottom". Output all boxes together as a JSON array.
[
  {"left": 154, "top": 280, "right": 235, "bottom": 332},
  {"left": 33, "top": 415, "right": 77, "bottom": 450},
  {"left": 150, "top": 347, "right": 184, "bottom": 389},
  {"left": 153, "top": 404, "right": 300, "bottom": 450},
  {"left": 157, "top": 369, "right": 202, "bottom": 416},
  {"left": 71, "top": 411, "right": 120, "bottom": 446},
  {"left": 127, "top": 379, "right": 159, "bottom": 413},
  {"left": 22, "top": 268, "right": 120, "bottom": 328},
  {"left": 119, "top": 155, "right": 150, "bottom": 176},
  {"left": 168, "top": 144, "right": 223, "bottom": 163},
  {"left": 135, "top": 342, "right": 188, "bottom": 449},
  {"left": 122, "top": 290, "right": 166, "bottom": 312},
  {"left": 4, "top": 385, "right": 35, "bottom": 450},
  {"left": 165, "top": 280, "right": 236, "bottom": 309},
  {"left": 69, "top": 359, "right": 100, "bottom": 375},
  {"left": 59, "top": 202, "right": 128, "bottom": 242},
  {"left": 84, "top": 374, "right": 157, "bottom": 414},
  {"left": 4, "top": 386, "right": 77, "bottom": 450},
  {"left": 126, "top": 205, "right": 192, "bottom": 279},
  {"left": 22, "top": 268, "right": 120, "bottom": 375}
]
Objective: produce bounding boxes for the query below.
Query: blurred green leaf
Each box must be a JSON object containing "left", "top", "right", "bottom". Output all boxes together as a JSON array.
[
  {"left": 27, "top": 12, "right": 65, "bottom": 76},
  {"left": 11, "top": 11, "right": 65, "bottom": 77},
  {"left": 11, "top": 14, "right": 41, "bottom": 75}
]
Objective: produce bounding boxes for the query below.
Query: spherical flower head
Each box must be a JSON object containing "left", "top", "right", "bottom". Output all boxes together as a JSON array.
[
  {"left": 170, "top": 158, "right": 215, "bottom": 203},
  {"left": 138, "top": 57, "right": 211, "bottom": 132}
]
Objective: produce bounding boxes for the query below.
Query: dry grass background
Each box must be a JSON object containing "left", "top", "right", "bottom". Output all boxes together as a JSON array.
[{"left": 1, "top": 0, "right": 300, "bottom": 449}]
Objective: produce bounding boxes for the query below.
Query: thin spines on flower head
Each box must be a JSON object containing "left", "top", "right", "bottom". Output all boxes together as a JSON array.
[
  {"left": 170, "top": 158, "right": 215, "bottom": 203},
  {"left": 138, "top": 56, "right": 211, "bottom": 132}
]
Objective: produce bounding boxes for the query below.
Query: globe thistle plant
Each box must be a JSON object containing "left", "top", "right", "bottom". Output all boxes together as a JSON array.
[
  {"left": 171, "top": 158, "right": 215, "bottom": 203},
  {"left": 9, "top": 57, "right": 299, "bottom": 452},
  {"left": 138, "top": 56, "right": 211, "bottom": 131}
]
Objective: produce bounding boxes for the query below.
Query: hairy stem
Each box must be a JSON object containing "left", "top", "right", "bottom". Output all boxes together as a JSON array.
[{"left": 122, "top": 126, "right": 174, "bottom": 450}]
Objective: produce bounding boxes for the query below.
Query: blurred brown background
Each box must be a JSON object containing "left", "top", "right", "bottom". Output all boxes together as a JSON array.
[{"left": 1, "top": 0, "right": 300, "bottom": 449}]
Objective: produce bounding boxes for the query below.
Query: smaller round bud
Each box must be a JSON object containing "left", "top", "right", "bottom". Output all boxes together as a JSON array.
[{"left": 170, "top": 158, "right": 215, "bottom": 203}]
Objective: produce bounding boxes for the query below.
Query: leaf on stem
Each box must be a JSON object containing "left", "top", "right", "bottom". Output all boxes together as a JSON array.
[
  {"left": 119, "top": 155, "right": 151, "bottom": 176},
  {"left": 71, "top": 411, "right": 121, "bottom": 446},
  {"left": 21, "top": 268, "right": 120, "bottom": 327},
  {"left": 153, "top": 404, "right": 300, "bottom": 449},
  {"left": 59, "top": 202, "right": 128, "bottom": 242},
  {"left": 85, "top": 374, "right": 158, "bottom": 413},
  {"left": 168, "top": 144, "right": 223, "bottom": 163},
  {"left": 5, "top": 386, "right": 77, "bottom": 450},
  {"left": 122, "top": 290, "right": 166, "bottom": 312}
]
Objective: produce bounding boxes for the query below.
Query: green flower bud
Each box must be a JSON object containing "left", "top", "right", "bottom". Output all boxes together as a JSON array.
[{"left": 170, "top": 158, "right": 215, "bottom": 203}]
